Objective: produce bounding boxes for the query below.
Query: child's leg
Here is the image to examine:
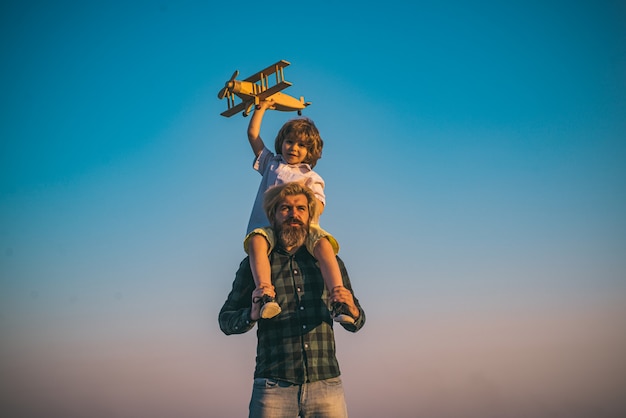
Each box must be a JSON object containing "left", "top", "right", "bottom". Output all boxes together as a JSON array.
[
  {"left": 248, "top": 234, "right": 273, "bottom": 293},
  {"left": 248, "top": 234, "right": 281, "bottom": 319},
  {"left": 313, "top": 238, "right": 355, "bottom": 325},
  {"left": 313, "top": 237, "right": 344, "bottom": 291}
]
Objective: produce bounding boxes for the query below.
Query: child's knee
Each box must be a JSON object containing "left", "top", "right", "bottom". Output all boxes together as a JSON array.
[
  {"left": 315, "top": 236, "right": 332, "bottom": 251},
  {"left": 312, "top": 235, "right": 339, "bottom": 256},
  {"left": 250, "top": 233, "right": 269, "bottom": 249},
  {"left": 244, "top": 229, "right": 275, "bottom": 254}
]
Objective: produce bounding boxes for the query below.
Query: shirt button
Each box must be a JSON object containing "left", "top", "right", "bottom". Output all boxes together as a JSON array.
[
  {"left": 304, "top": 343, "right": 309, "bottom": 349},
  {"left": 302, "top": 325, "right": 307, "bottom": 329},
  {"left": 300, "top": 306, "right": 305, "bottom": 310},
  {"left": 297, "top": 287, "right": 302, "bottom": 292},
  {"left": 293, "top": 269, "right": 299, "bottom": 275}
]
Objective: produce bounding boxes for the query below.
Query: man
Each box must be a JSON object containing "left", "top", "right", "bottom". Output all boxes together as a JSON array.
[{"left": 219, "top": 182, "right": 366, "bottom": 418}]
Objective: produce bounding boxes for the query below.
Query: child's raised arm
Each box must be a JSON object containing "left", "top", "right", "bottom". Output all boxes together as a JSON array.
[{"left": 247, "top": 99, "right": 275, "bottom": 158}]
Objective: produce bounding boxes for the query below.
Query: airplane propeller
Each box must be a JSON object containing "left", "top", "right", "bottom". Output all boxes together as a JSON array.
[{"left": 217, "top": 70, "right": 239, "bottom": 99}]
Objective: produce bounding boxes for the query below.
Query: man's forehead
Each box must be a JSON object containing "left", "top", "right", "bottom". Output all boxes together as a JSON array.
[{"left": 279, "top": 194, "right": 309, "bottom": 206}]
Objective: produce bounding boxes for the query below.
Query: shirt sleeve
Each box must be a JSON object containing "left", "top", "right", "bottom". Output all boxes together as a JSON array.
[
  {"left": 336, "top": 256, "right": 366, "bottom": 333},
  {"left": 218, "top": 258, "right": 257, "bottom": 335},
  {"left": 304, "top": 172, "right": 326, "bottom": 207},
  {"left": 252, "top": 147, "right": 273, "bottom": 175}
]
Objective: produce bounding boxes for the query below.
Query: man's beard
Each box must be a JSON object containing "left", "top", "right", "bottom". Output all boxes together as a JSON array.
[{"left": 276, "top": 218, "right": 308, "bottom": 249}]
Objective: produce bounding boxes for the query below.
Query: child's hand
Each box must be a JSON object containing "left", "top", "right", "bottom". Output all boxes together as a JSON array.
[{"left": 256, "top": 98, "right": 276, "bottom": 111}]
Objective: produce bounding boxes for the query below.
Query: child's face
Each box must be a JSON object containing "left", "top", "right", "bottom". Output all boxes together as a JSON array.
[{"left": 281, "top": 136, "right": 308, "bottom": 165}]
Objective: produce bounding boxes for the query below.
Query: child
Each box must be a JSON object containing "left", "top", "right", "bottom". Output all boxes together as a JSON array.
[{"left": 243, "top": 99, "right": 355, "bottom": 324}]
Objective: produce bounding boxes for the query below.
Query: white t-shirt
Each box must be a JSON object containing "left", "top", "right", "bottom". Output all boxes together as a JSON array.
[{"left": 246, "top": 147, "right": 325, "bottom": 234}]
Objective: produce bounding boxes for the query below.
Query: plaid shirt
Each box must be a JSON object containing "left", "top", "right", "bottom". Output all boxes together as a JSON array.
[{"left": 219, "top": 246, "right": 366, "bottom": 384}]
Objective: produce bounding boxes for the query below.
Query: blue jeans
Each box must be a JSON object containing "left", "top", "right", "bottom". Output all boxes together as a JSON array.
[{"left": 249, "top": 377, "right": 348, "bottom": 418}]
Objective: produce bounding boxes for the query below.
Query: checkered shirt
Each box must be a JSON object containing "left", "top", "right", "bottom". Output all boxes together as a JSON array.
[{"left": 219, "top": 246, "right": 366, "bottom": 384}]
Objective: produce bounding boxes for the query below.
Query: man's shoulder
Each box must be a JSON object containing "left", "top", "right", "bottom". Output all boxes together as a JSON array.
[{"left": 236, "top": 256, "right": 253, "bottom": 274}]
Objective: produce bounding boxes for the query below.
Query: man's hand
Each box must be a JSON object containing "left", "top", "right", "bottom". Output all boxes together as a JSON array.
[
  {"left": 331, "top": 286, "right": 360, "bottom": 319},
  {"left": 250, "top": 286, "right": 275, "bottom": 321}
]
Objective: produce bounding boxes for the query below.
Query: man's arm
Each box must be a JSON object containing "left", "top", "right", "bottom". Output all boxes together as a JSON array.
[
  {"left": 334, "top": 256, "right": 366, "bottom": 332},
  {"left": 247, "top": 99, "right": 274, "bottom": 158},
  {"left": 218, "top": 258, "right": 258, "bottom": 335}
]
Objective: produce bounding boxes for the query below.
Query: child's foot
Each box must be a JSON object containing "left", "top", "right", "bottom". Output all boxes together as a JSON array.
[
  {"left": 331, "top": 302, "right": 355, "bottom": 325},
  {"left": 254, "top": 294, "right": 282, "bottom": 319}
]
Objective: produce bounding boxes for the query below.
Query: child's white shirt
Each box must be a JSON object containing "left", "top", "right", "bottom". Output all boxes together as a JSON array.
[{"left": 246, "top": 147, "right": 325, "bottom": 234}]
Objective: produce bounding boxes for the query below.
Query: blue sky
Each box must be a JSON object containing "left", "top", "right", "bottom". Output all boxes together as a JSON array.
[{"left": 1, "top": 1, "right": 625, "bottom": 417}]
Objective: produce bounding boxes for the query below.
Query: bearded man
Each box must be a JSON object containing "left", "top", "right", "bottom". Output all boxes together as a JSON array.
[{"left": 219, "top": 182, "right": 366, "bottom": 418}]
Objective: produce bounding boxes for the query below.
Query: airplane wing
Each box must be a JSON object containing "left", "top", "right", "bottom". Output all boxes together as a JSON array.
[
  {"left": 257, "top": 81, "right": 293, "bottom": 100},
  {"left": 221, "top": 80, "right": 292, "bottom": 117},
  {"left": 220, "top": 101, "right": 249, "bottom": 117},
  {"left": 243, "top": 60, "right": 291, "bottom": 83}
]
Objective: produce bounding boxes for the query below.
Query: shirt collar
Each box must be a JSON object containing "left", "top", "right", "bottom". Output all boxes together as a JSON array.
[
  {"left": 275, "top": 245, "right": 307, "bottom": 256},
  {"left": 278, "top": 154, "right": 312, "bottom": 170}
]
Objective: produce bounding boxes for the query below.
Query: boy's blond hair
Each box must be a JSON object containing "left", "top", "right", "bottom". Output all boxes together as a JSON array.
[{"left": 274, "top": 118, "right": 323, "bottom": 168}]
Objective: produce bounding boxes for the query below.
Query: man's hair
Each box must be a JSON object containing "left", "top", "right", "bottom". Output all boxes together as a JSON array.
[
  {"left": 274, "top": 117, "right": 323, "bottom": 168},
  {"left": 263, "top": 182, "right": 318, "bottom": 224}
]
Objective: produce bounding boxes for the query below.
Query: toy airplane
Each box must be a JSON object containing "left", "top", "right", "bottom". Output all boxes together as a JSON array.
[{"left": 217, "top": 60, "right": 311, "bottom": 117}]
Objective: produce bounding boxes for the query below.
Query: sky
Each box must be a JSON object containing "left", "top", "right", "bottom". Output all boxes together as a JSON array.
[{"left": 1, "top": 0, "right": 625, "bottom": 417}]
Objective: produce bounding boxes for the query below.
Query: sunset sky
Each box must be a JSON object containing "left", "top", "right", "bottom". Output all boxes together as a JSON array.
[{"left": 1, "top": 1, "right": 625, "bottom": 417}]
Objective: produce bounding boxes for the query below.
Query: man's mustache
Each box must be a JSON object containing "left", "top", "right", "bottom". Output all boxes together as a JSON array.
[{"left": 282, "top": 217, "right": 305, "bottom": 227}]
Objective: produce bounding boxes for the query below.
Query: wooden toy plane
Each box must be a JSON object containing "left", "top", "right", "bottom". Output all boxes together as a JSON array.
[{"left": 217, "top": 60, "right": 311, "bottom": 117}]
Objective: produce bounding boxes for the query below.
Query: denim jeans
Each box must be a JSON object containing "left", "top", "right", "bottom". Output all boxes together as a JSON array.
[{"left": 249, "top": 377, "right": 348, "bottom": 418}]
